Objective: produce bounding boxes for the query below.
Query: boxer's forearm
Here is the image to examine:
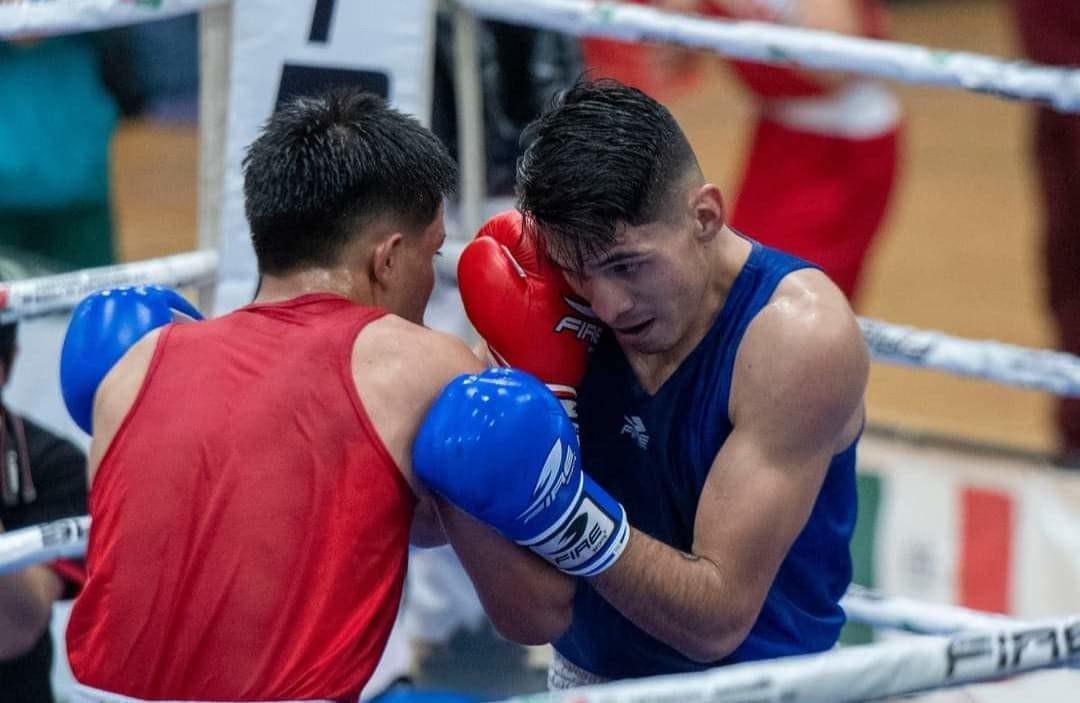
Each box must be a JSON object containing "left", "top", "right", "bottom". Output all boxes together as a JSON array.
[
  {"left": 0, "top": 565, "right": 62, "bottom": 660},
  {"left": 439, "top": 503, "right": 574, "bottom": 645},
  {"left": 590, "top": 528, "right": 755, "bottom": 663}
]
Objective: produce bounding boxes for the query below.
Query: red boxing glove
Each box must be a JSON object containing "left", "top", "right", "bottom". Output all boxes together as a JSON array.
[{"left": 457, "top": 211, "right": 601, "bottom": 422}]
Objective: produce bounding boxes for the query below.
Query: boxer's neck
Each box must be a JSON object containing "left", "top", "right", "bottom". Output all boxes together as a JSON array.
[{"left": 253, "top": 265, "right": 372, "bottom": 307}]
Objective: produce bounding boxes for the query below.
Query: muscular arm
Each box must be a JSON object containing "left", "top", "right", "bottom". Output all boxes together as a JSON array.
[
  {"left": 438, "top": 502, "right": 574, "bottom": 644},
  {"left": 90, "top": 329, "right": 161, "bottom": 484},
  {"left": 420, "top": 341, "right": 575, "bottom": 644},
  {"left": 360, "top": 320, "right": 575, "bottom": 643},
  {"left": 590, "top": 277, "right": 868, "bottom": 661}
]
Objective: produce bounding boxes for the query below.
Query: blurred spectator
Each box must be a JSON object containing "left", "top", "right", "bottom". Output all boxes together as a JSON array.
[
  {"left": 0, "top": 312, "right": 88, "bottom": 703},
  {"left": 100, "top": 14, "right": 200, "bottom": 123},
  {"left": 1013, "top": 1, "right": 1080, "bottom": 464},
  {"left": 0, "top": 35, "right": 118, "bottom": 271},
  {"left": 582, "top": 0, "right": 902, "bottom": 303}
]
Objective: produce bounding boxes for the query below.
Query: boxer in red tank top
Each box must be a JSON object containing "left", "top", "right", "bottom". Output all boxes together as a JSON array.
[{"left": 65, "top": 88, "right": 573, "bottom": 703}]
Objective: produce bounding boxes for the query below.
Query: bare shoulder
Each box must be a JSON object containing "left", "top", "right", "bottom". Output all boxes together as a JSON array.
[
  {"left": 89, "top": 328, "right": 162, "bottom": 481},
  {"left": 352, "top": 314, "right": 484, "bottom": 493},
  {"left": 753, "top": 268, "right": 865, "bottom": 369},
  {"left": 353, "top": 314, "right": 484, "bottom": 398},
  {"left": 731, "top": 268, "right": 868, "bottom": 451}
]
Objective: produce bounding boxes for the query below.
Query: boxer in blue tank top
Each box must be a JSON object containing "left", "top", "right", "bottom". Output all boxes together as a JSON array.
[
  {"left": 553, "top": 238, "right": 860, "bottom": 680},
  {"left": 514, "top": 80, "right": 870, "bottom": 686}
]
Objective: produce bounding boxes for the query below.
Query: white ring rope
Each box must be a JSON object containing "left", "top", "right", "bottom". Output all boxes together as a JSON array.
[
  {"left": 9, "top": 0, "right": 1080, "bottom": 112},
  {"left": 842, "top": 584, "right": 1019, "bottom": 636},
  {"left": 1, "top": 247, "right": 1076, "bottom": 399},
  {"left": 6, "top": 0, "right": 1080, "bottom": 393},
  {"left": 0, "top": 516, "right": 1030, "bottom": 642},
  {"left": 0, "top": 251, "right": 1076, "bottom": 398},
  {"left": 458, "top": 0, "right": 1080, "bottom": 113},
  {"left": 0, "top": 0, "right": 223, "bottom": 39},
  {"left": 502, "top": 616, "right": 1080, "bottom": 703},
  {"left": 859, "top": 318, "right": 1080, "bottom": 398},
  {"left": 0, "top": 251, "right": 218, "bottom": 324},
  {"left": 0, "top": 516, "right": 90, "bottom": 576},
  {"left": 6, "top": 518, "right": 1072, "bottom": 700}
]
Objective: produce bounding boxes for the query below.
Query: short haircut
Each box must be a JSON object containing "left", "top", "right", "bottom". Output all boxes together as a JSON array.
[
  {"left": 243, "top": 87, "right": 457, "bottom": 275},
  {"left": 516, "top": 79, "right": 699, "bottom": 272}
]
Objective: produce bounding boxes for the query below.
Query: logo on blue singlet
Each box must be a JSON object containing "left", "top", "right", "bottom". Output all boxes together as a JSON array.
[{"left": 620, "top": 415, "right": 649, "bottom": 450}]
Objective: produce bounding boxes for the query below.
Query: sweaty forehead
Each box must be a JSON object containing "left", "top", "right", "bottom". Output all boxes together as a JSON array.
[
  {"left": 554, "top": 223, "right": 667, "bottom": 271},
  {"left": 542, "top": 231, "right": 620, "bottom": 275},
  {"left": 562, "top": 251, "right": 644, "bottom": 283}
]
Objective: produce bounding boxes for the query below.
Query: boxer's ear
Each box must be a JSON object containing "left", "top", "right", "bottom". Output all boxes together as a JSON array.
[
  {"left": 690, "top": 184, "right": 725, "bottom": 241},
  {"left": 371, "top": 231, "right": 405, "bottom": 286}
]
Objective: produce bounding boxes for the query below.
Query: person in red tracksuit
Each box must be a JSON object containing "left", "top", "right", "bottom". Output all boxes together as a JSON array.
[
  {"left": 63, "top": 88, "right": 576, "bottom": 703},
  {"left": 1013, "top": 1, "right": 1080, "bottom": 462},
  {"left": 583, "top": 0, "right": 902, "bottom": 302}
]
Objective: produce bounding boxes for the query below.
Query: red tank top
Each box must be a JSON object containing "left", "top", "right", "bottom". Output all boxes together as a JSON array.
[{"left": 67, "top": 294, "right": 415, "bottom": 702}]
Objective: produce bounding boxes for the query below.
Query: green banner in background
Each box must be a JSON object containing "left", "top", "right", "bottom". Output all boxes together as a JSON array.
[{"left": 842, "top": 471, "right": 881, "bottom": 645}]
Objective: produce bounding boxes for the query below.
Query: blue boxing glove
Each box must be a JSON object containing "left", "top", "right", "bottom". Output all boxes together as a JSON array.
[
  {"left": 60, "top": 285, "right": 203, "bottom": 434},
  {"left": 414, "top": 367, "right": 629, "bottom": 577}
]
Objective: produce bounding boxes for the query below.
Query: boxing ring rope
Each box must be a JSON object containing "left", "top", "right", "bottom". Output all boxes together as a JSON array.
[
  {"left": 0, "top": 251, "right": 218, "bottom": 324},
  {"left": 0, "top": 509, "right": 1042, "bottom": 647},
  {"left": 859, "top": 319, "right": 1080, "bottom": 398},
  {"left": 9, "top": 0, "right": 1080, "bottom": 111},
  {"left": 0, "top": 0, "right": 222, "bottom": 39},
  {"left": 0, "top": 0, "right": 229, "bottom": 307},
  {"left": 8, "top": 515, "right": 1080, "bottom": 703},
  {"left": 500, "top": 617, "right": 1080, "bottom": 703},
  {"left": 0, "top": 514, "right": 1043, "bottom": 638},
  {"left": 454, "top": 0, "right": 1080, "bottom": 111},
  {"left": 840, "top": 585, "right": 1017, "bottom": 636},
  {"left": 6, "top": 2, "right": 1080, "bottom": 700},
  {"left": 1, "top": 250, "right": 1078, "bottom": 394},
  {"left": 447, "top": 0, "right": 1080, "bottom": 238},
  {"left": 0, "top": 517, "right": 90, "bottom": 576}
]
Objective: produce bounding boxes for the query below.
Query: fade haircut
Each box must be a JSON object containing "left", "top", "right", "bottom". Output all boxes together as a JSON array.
[
  {"left": 243, "top": 87, "right": 457, "bottom": 275},
  {"left": 516, "top": 79, "right": 700, "bottom": 272}
]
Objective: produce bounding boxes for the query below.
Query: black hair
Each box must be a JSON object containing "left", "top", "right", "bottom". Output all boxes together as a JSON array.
[
  {"left": 516, "top": 79, "right": 699, "bottom": 272},
  {"left": 243, "top": 87, "right": 457, "bottom": 275}
]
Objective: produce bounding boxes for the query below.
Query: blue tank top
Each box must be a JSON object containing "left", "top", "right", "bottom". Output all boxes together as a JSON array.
[{"left": 554, "top": 240, "right": 858, "bottom": 679}]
